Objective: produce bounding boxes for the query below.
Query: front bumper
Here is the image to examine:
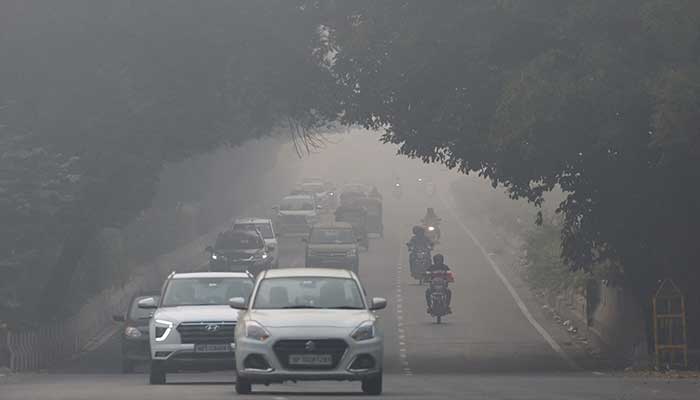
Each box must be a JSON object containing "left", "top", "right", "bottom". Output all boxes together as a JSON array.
[
  {"left": 122, "top": 337, "right": 150, "bottom": 361},
  {"left": 236, "top": 331, "right": 383, "bottom": 383},
  {"left": 151, "top": 342, "right": 236, "bottom": 372}
]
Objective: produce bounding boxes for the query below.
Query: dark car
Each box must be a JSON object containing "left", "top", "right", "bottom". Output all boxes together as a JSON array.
[
  {"left": 206, "top": 229, "right": 272, "bottom": 275},
  {"left": 113, "top": 293, "right": 160, "bottom": 373}
]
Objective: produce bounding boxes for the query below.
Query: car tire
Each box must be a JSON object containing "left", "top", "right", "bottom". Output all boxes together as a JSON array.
[
  {"left": 361, "top": 372, "right": 382, "bottom": 395},
  {"left": 149, "top": 361, "right": 166, "bottom": 385},
  {"left": 235, "top": 378, "right": 252, "bottom": 394},
  {"left": 121, "top": 359, "right": 134, "bottom": 374}
]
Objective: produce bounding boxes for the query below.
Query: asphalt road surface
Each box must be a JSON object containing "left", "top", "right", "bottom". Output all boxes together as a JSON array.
[{"left": 3, "top": 182, "right": 698, "bottom": 399}]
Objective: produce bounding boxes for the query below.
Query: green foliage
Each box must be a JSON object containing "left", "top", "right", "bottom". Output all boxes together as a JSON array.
[{"left": 320, "top": 0, "right": 700, "bottom": 295}]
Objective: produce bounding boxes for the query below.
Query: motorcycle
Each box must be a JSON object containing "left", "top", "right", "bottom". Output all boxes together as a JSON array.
[
  {"left": 409, "top": 246, "right": 432, "bottom": 284},
  {"left": 393, "top": 182, "right": 402, "bottom": 199},
  {"left": 426, "top": 270, "right": 454, "bottom": 324},
  {"left": 423, "top": 222, "right": 441, "bottom": 244}
]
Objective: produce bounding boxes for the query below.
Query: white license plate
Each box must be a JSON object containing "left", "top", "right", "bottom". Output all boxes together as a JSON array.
[
  {"left": 289, "top": 354, "right": 332, "bottom": 366},
  {"left": 194, "top": 344, "right": 231, "bottom": 353}
]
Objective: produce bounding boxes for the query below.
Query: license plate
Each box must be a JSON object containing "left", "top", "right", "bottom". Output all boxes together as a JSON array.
[
  {"left": 194, "top": 344, "right": 231, "bottom": 353},
  {"left": 289, "top": 354, "right": 332, "bottom": 366}
]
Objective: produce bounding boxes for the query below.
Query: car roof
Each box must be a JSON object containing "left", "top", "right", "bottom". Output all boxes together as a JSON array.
[
  {"left": 171, "top": 272, "right": 252, "bottom": 279},
  {"left": 263, "top": 268, "right": 353, "bottom": 279},
  {"left": 233, "top": 218, "right": 272, "bottom": 224},
  {"left": 312, "top": 221, "right": 353, "bottom": 229}
]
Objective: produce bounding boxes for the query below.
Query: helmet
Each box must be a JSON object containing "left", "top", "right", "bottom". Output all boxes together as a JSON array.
[
  {"left": 412, "top": 225, "right": 424, "bottom": 235},
  {"left": 433, "top": 253, "right": 444, "bottom": 265}
]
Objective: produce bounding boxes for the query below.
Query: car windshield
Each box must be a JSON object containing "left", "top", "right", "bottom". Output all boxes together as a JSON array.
[
  {"left": 215, "top": 231, "right": 263, "bottom": 250},
  {"left": 280, "top": 197, "right": 315, "bottom": 211},
  {"left": 253, "top": 277, "right": 365, "bottom": 309},
  {"left": 161, "top": 277, "right": 254, "bottom": 307},
  {"left": 234, "top": 223, "right": 274, "bottom": 239},
  {"left": 302, "top": 183, "right": 324, "bottom": 193},
  {"left": 129, "top": 296, "right": 159, "bottom": 319},
  {"left": 310, "top": 228, "right": 355, "bottom": 244}
]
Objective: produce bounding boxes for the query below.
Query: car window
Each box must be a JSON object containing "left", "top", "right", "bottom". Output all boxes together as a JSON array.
[
  {"left": 129, "top": 296, "right": 159, "bottom": 319},
  {"left": 161, "top": 277, "right": 254, "bottom": 307},
  {"left": 310, "top": 229, "right": 355, "bottom": 244},
  {"left": 215, "top": 231, "right": 263, "bottom": 250},
  {"left": 253, "top": 277, "right": 365, "bottom": 309},
  {"left": 234, "top": 223, "right": 274, "bottom": 239}
]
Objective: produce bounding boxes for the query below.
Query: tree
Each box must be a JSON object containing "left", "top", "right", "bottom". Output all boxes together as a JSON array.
[
  {"left": 320, "top": 0, "right": 700, "bottom": 299},
  {"left": 0, "top": 0, "right": 334, "bottom": 315}
]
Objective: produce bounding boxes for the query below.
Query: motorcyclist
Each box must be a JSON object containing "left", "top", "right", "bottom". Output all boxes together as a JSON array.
[
  {"left": 425, "top": 254, "right": 452, "bottom": 313},
  {"left": 422, "top": 207, "right": 442, "bottom": 225},
  {"left": 407, "top": 226, "right": 433, "bottom": 271}
]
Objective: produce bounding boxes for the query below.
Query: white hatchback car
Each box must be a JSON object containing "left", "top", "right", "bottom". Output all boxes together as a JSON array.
[{"left": 231, "top": 268, "right": 386, "bottom": 395}]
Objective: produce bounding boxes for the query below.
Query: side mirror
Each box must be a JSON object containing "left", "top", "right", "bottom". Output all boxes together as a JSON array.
[
  {"left": 229, "top": 297, "right": 248, "bottom": 310},
  {"left": 205, "top": 245, "right": 214, "bottom": 253},
  {"left": 370, "top": 297, "right": 387, "bottom": 311},
  {"left": 112, "top": 315, "right": 125, "bottom": 322},
  {"left": 272, "top": 205, "right": 279, "bottom": 211},
  {"left": 137, "top": 297, "right": 158, "bottom": 309}
]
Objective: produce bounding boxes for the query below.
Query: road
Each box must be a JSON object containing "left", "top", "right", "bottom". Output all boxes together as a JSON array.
[{"left": 2, "top": 182, "right": 698, "bottom": 399}]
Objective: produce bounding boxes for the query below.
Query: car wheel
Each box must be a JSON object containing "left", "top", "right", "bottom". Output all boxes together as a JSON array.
[
  {"left": 235, "top": 378, "right": 252, "bottom": 394},
  {"left": 149, "top": 361, "right": 166, "bottom": 385},
  {"left": 361, "top": 372, "right": 382, "bottom": 395},
  {"left": 121, "top": 359, "right": 134, "bottom": 374}
]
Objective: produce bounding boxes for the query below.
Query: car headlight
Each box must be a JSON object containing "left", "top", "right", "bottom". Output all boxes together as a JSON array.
[
  {"left": 245, "top": 321, "right": 270, "bottom": 341},
  {"left": 261, "top": 253, "right": 268, "bottom": 259},
  {"left": 154, "top": 319, "right": 173, "bottom": 342},
  {"left": 351, "top": 320, "right": 376, "bottom": 341},
  {"left": 211, "top": 253, "right": 219, "bottom": 260},
  {"left": 427, "top": 226, "right": 435, "bottom": 232},
  {"left": 347, "top": 248, "right": 357, "bottom": 257},
  {"left": 124, "top": 326, "right": 142, "bottom": 338}
]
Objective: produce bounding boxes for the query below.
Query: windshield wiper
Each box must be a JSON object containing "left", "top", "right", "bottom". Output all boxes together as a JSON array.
[{"left": 326, "top": 306, "right": 364, "bottom": 310}]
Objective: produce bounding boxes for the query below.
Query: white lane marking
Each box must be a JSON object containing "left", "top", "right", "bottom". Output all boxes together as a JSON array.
[{"left": 440, "top": 192, "right": 579, "bottom": 370}]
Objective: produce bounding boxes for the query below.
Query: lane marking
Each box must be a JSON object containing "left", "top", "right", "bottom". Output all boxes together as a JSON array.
[{"left": 439, "top": 192, "right": 579, "bottom": 370}]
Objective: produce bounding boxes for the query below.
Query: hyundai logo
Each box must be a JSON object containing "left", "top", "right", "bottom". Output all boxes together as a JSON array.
[
  {"left": 204, "top": 324, "right": 220, "bottom": 332},
  {"left": 305, "top": 340, "right": 316, "bottom": 352}
]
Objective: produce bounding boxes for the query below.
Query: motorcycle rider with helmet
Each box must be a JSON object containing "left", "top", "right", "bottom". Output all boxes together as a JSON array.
[
  {"left": 407, "top": 226, "right": 433, "bottom": 267},
  {"left": 425, "top": 253, "right": 452, "bottom": 313}
]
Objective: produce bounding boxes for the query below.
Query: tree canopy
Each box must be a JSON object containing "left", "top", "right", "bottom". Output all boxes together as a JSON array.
[{"left": 320, "top": 0, "right": 700, "bottom": 295}]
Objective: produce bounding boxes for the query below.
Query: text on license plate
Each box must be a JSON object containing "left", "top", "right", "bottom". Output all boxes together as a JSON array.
[
  {"left": 289, "top": 354, "right": 332, "bottom": 365},
  {"left": 194, "top": 344, "right": 231, "bottom": 353}
]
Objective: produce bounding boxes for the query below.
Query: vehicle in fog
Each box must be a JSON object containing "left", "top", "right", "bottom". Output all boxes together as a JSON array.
[
  {"left": 206, "top": 229, "right": 272, "bottom": 275},
  {"left": 361, "top": 197, "right": 383, "bottom": 238},
  {"left": 334, "top": 203, "right": 370, "bottom": 250},
  {"left": 138, "top": 272, "right": 254, "bottom": 384},
  {"left": 112, "top": 293, "right": 160, "bottom": 373},
  {"left": 275, "top": 194, "right": 319, "bottom": 236},
  {"left": 409, "top": 246, "right": 432, "bottom": 284},
  {"left": 304, "top": 222, "right": 359, "bottom": 273},
  {"left": 421, "top": 208, "right": 442, "bottom": 244},
  {"left": 425, "top": 270, "right": 454, "bottom": 324},
  {"left": 232, "top": 218, "right": 279, "bottom": 269},
  {"left": 231, "top": 268, "right": 386, "bottom": 395}
]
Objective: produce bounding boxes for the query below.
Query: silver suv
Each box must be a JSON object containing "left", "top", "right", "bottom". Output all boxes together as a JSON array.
[{"left": 138, "top": 272, "right": 254, "bottom": 384}]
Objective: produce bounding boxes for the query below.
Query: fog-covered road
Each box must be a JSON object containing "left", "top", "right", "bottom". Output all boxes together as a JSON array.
[{"left": 3, "top": 185, "right": 697, "bottom": 399}]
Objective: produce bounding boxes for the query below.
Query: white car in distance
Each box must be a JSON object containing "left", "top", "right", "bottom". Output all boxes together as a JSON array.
[{"left": 231, "top": 268, "right": 386, "bottom": 395}]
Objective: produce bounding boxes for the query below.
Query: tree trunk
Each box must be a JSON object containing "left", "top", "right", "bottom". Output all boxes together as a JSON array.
[{"left": 38, "top": 223, "right": 97, "bottom": 318}]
